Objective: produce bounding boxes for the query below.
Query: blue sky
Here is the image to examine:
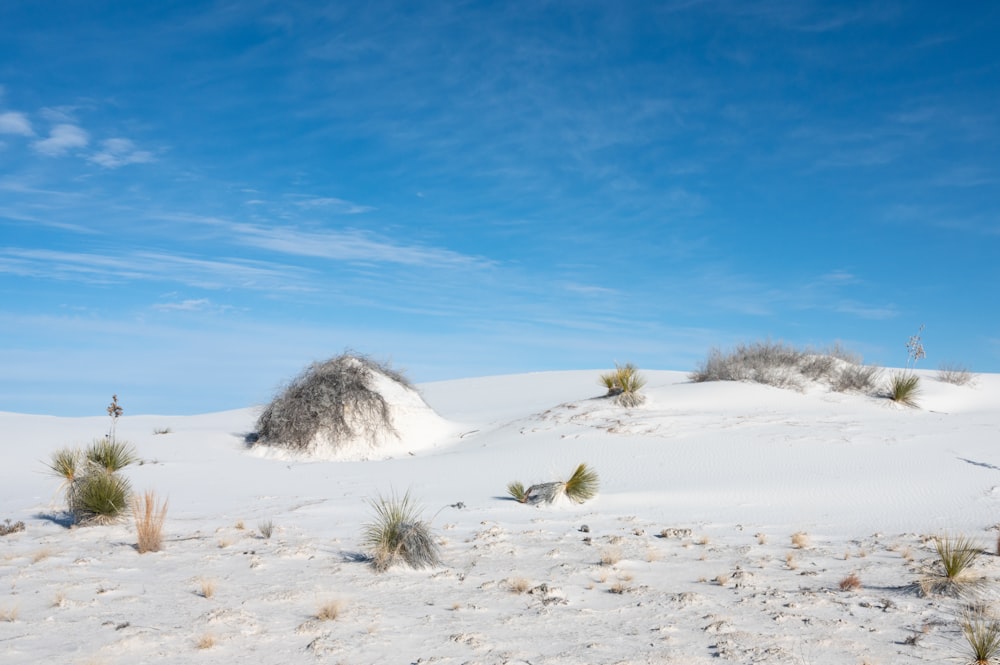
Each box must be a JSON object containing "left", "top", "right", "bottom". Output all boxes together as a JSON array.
[{"left": 1, "top": 1, "right": 998, "bottom": 415}]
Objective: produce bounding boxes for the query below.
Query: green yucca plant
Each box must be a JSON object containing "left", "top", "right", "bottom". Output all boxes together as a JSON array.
[
  {"left": 563, "top": 463, "right": 599, "bottom": 503},
  {"left": 600, "top": 363, "right": 647, "bottom": 407},
  {"left": 86, "top": 438, "right": 138, "bottom": 473},
  {"left": 506, "top": 481, "right": 527, "bottom": 503},
  {"left": 963, "top": 613, "right": 1000, "bottom": 665},
  {"left": 919, "top": 534, "right": 983, "bottom": 596},
  {"left": 888, "top": 372, "right": 921, "bottom": 408},
  {"left": 72, "top": 472, "right": 133, "bottom": 525},
  {"left": 46, "top": 447, "right": 82, "bottom": 484},
  {"left": 362, "top": 491, "right": 441, "bottom": 572}
]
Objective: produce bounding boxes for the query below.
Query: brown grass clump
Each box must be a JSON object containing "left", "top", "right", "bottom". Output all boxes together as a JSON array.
[
  {"left": 131, "top": 491, "right": 168, "bottom": 554},
  {"left": 0, "top": 605, "right": 18, "bottom": 622},
  {"left": 839, "top": 573, "right": 862, "bottom": 591},
  {"left": 198, "top": 579, "right": 216, "bottom": 599},
  {"left": 316, "top": 599, "right": 344, "bottom": 621},
  {"left": 509, "top": 577, "right": 531, "bottom": 594},
  {"left": 791, "top": 532, "right": 810, "bottom": 549},
  {"left": 196, "top": 633, "right": 216, "bottom": 649}
]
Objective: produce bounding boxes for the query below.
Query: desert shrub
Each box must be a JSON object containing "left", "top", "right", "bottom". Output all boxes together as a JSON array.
[
  {"left": 73, "top": 472, "right": 132, "bottom": 525},
  {"left": 508, "top": 462, "right": 600, "bottom": 505},
  {"left": 838, "top": 573, "right": 861, "bottom": 591},
  {"left": 362, "top": 491, "right": 441, "bottom": 572},
  {"left": 832, "top": 363, "right": 882, "bottom": 393},
  {"left": 564, "top": 463, "right": 599, "bottom": 503},
  {"left": 963, "top": 613, "right": 1000, "bottom": 665},
  {"left": 258, "top": 520, "right": 275, "bottom": 539},
  {"left": 887, "top": 372, "right": 921, "bottom": 408},
  {"left": 131, "top": 490, "right": 168, "bottom": 553},
  {"left": 919, "top": 534, "right": 983, "bottom": 597},
  {"left": 938, "top": 362, "right": 976, "bottom": 387},
  {"left": 599, "top": 362, "right": 647, "bottom": 407},
  {"left": 255, "top": 353, "right": 407, "bottom": 452},
  {"left": 86, "top": 438, "right": 138, "bottom": 473},
  {"left": 0, "top": 519, "right": 25, "bottom": 536},
  {"left": 690, "top": 340, "right": 878, "bottom": 393}
]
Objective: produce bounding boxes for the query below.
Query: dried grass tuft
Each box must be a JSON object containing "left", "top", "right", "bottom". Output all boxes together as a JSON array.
[{"left": 131, "top": 490, "right": 168, "bottom": 554}]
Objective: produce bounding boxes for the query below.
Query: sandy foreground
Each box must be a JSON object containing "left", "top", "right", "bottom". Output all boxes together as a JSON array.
[{"left": 2, "top": 369, "right": 1000, "bottom": 664}]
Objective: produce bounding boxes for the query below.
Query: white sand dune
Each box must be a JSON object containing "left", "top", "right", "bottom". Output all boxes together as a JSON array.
[{"left": 2, "top": 368, "right": 1000, "bottom": 663}]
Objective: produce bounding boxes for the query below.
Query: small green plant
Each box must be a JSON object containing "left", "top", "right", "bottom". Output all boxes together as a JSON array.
[
  {"left": 888, "top": 325, "right": 925, "bottom": 408},
  {"left": 600, "top": 363, "right": 647, "bottom": 407},
  {"left": 362, "top": 491, "right": 441, "bottom": 572},
  {"left": 73, "top": 472, "right": 133, "bottom": 525},
  {"left": 507, "top": 463, "right": 599, "bottom": 505},
  {"left": 0, "top": 519, "right": 26, "bottom": 536},
  {"left": 563, "top": 463, "right": 599, "bottom": 503},
  {"left": 86, "top": 438, "right": 138, "bottom": 473},
  {"left": 506, "top": 481, "right": 527, "bottom": 503},
  {"left": 46, "top": 447, "right": 82, "bottom": 486},
  {"left": 963, "top": 612, "right": 1000, "bottom": 665},
  {"left": 920, "top": 534, "right": 982, "bottom": 596}
]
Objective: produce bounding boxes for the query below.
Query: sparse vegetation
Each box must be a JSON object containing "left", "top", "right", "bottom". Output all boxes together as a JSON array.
[
  {"left": 507, "top": 462, "right": 600, "bottom": 505},
  {"left": 362, "top": 491, "right": 442, "bottom": 572},
  {"left": 886, "top": 325, "right": 926, "bottom": 408},
  {"left": 920, "top": 534, "right": 983, "bottom": 596},
  {"left": 689, "top": 340, "right": 879, "bottom": 393},
  {"left": 316, "top": 599, "right": 344, "bottom": 621},
  {"left": 0, "top": 605, "right": 18, "bottom": 622},
  {"left": 254, "top": 353, "right": 409, "bottom": 453},
  {"left": 791, "top": 532, "right": 810, "bottom": 549},
  {"left": 152, "top": 427, "right": 172, "bottom": 435},
  {"left": 131, "top": 491, "right": 168, "bottom": 553},
  {"left": 73, "top": 471, "right": 132, "bottom": 525},
  {"left": 839, "top": 573, "right": 862, "bottom": 591},
  {"left": 509, "top": 577, "right": 531, "bottom": 593},
  {"left": 198, "top": 579, "right": 216, "bottom": 599},
  {"left": 938, "top": 362, "right": 976, "bottom": 387},
  {"left": 600, "top": 362, "right": 647, "bottom": 407},
  {"left": 962, "top": 612, "right": 1000, "bottom": 665},
  {"left": 258, "top": 520, "right": 275, "bottom": 539},
  {"left": 0, "top": 519, "right": 25, "bottom": 536},
  {"left": 196, "top": 633, "right": 216, "bottom": 649},
  {"left": 86, "top": 438, "right": 138, "bottom": 473}
]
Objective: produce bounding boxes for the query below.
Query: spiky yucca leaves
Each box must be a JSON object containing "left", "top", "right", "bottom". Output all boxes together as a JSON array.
[
  {"left": 888, "top": 372, "right": 921, "bottom": 408},
  {"left": 131, "top": 491, "right": 168, "bottom": 553},
  {"left": 963, "top": 613, "right": 1000, "bottom": 665},
  {"left": 47, "top": 447, "right": 82, "bottom": 484},
  {"left": 919, "top": 535, "right": 983, "bottom": 597},
  {"left": 72, "top": 472, "right": 133, "bottom": 525},
  {"left": 362, "top": 492, "right": 441, "bottom": 573},
  {"left": 86, "top": 438, "right": 138, "bottom": 473},
  {"left": 600, "top": 363, "right": 647, "bottom": 407},
  {"left": 563, "top": 463, "right": 599, "bottom": 503},
  {"left": 507, "top": 481, "right": 527, "bottom": 503}
]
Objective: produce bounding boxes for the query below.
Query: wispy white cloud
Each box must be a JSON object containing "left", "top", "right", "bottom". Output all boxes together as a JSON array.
[
  {"left": 291, "top": 195, "right": 375, "bottom": 214},
  {"left": 32, "top": 123, "right": 89, "bottom": 156},
  {"left": 89, "top": 138, "right": 155, "bottom": 168},
  {"left": 835, "top": 301, "right": 899, "bottom": 320},
  {"left": 152, "top": 298, "right": 231, "bottom": 313},
  {"left": 0, "top": 111, "right": 33, "bottom": 136}
]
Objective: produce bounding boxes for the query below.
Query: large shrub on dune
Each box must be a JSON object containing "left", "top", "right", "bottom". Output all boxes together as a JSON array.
[{"left": 254, "top": 353, "right": 413, "bottom": 454}]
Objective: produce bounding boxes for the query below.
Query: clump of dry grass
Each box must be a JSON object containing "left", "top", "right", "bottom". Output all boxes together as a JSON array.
[
  {"left": 839, "top": 573, "right": 862, "bottom": 591},
  {"left": 963, "top": 612, "right": 1000, "bottom": 665},
  {"left": 791, "top": 532, "right": 810, "bottom": 549},
  {"left": 316, "top": 599, "right": 344, "bottom": 621},
  {"left": 0, "top": 519, "right": 25, "bottom": 536},
  {"left": 196, "top": 633, "right": 215, "bottom": 649},
  {"left": 198, "top": 579, "right": 216, "bottom": 599},
  {"left": 938, "top": 362, "right": 977, "bottom": 387},
  {"left": 508, "top": 577, "right": 531, "bottom": 594},
  {"left": 131, "top": 490, "right": 168, "bottom": 554},
  {"left": 258, "top": 520, "right": 275, "bottom": 539},
  {"left": 0, "top": 605, "right": 18, "bottom": 622},
  {"left": 599, "top": 548, "right": 621, "bottom": 566}
]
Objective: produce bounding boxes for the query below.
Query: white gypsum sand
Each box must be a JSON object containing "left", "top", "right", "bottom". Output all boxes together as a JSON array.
[{"left": 1, "top": 368, "right": 999, "bottom": 663}]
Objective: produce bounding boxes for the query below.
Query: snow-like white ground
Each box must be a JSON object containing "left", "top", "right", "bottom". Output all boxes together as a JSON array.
[{"left": 2, "top": 368, "right": 1000, "bottom": 664}]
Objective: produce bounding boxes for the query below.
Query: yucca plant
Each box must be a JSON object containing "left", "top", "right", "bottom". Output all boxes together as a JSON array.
[
  {"left": 919, "top": 534, "right": 983, "bottom": 596},
  {"left": 362, "top": 492, "right": 441, "bottom": 573},
  {"left": 73, "top": 472, "right": 133, "bottom": 525},
  {"left": 46, "top": 447, "right": 82, "bottom": 485},
  {"left": 86, "top": 438, "right": 138, "bottom": 473},
  {"left": 563, "top": 463, "right": 599, "bottom": 503},
  {"left": 963, "top": 612, "right": 1000, "bottom": 665},
  {"left": 506, "top": 481, "right": 527, "bottom": 503},
  {"left": 888, "top": 372, "right": 921, "bottom": 408},
  {"left": 600, "top": 363, "right": 647, "bottom": 407}
]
